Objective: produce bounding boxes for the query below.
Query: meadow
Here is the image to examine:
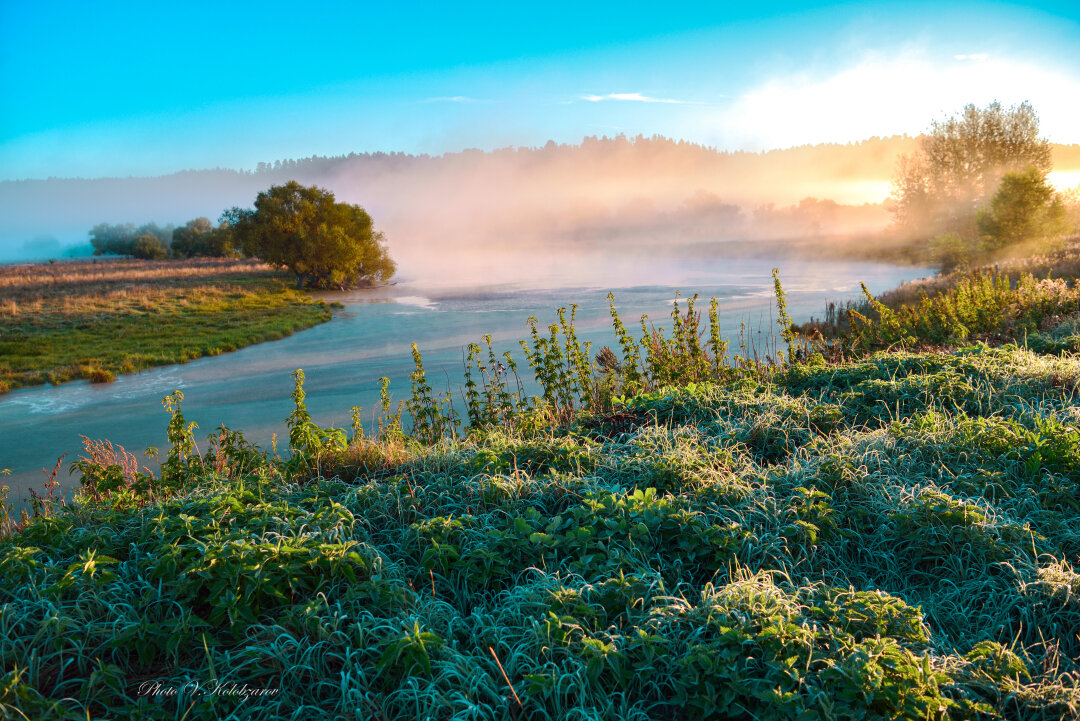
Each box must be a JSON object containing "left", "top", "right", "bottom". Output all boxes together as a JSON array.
[
  {"left": 2, "top": 242, "right": 1080, "bottom": 720},
  {"left": 0, "top": 258, "right": 333, "bottom": 393}
]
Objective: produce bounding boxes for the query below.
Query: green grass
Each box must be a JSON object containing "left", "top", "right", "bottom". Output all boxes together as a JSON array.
[
  {"left": 0, "top": 261, "right": 332, "bottom": 393},
  {"left": 2, "top": 262, "right": 1080, "bottom": 719},
  {"left": 798, "top": 235, "right": 1080, "bottom": 355}
]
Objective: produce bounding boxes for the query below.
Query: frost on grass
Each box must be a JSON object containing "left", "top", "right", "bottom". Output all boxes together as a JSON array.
[{"left": 3, "top": 286, "right": 1080, "bottom": 719}]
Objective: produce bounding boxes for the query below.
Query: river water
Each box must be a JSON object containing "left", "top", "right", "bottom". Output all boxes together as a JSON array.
[{"left": 0, "top": 254, "right": 930, "bottom": 501}]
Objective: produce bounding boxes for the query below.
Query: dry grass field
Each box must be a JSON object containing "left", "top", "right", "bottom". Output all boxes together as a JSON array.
[{"left": 0, "top": 258, "right": 332, "bottom": 392}]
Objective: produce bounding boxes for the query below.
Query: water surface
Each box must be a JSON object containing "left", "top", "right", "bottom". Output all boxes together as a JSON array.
[{"left": 0, "top": 255, "right": 930, "bottom": 501}]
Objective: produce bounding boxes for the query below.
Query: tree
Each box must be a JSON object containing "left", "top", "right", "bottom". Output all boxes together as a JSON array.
[
  {"left": 171, "top": 217, "right": 237, "bottom": 258},
  {"left": 132, "top": 233, "right": 169, "bottom": 259},
  {"left": 170, "top": 217, "right": 213, "bottom": 258},
  {"left": 976, "top": 167, "right": 1068, "bottom": 251},
  {"left": 205, "top": 224, "right": 237, "bottom": 257},
  {"left": 926, "top": 232, "right": 976, "bottom": 272},
  {"left": 89, "top": 222, "right": 171, "bottom": 257},
  {"left": 891, "top": 101, "right": 1052, "bottom": 235},
  {"left": 89, "top": 222, "right": 137, "bottom": 255},
  {"left": 224, "top": 181, "right": 395, "bottom": 289}
]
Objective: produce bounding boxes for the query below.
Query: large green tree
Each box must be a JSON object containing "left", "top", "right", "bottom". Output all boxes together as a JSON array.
[
  {"left": 223, "top": 181, "right": 395, "bottom": 289},
  {"left": 891, "top": 101, "right": 1052, "bottom": 235}
]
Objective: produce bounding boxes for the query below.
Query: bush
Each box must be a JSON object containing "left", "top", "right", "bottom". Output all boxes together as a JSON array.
[
  {"left": 130, "top": 234, "right": 169, "bottom": 260},
  {"left": 928, "top": 232, "right": 976, "bottom": 272},
  {"left": 978, "top": 167, "right": 1068, "bottom": 252}
]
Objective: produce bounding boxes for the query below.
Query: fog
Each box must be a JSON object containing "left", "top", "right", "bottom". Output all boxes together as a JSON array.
[{"left": 2, "top": 135, "right": 1078, "bottom": 285}]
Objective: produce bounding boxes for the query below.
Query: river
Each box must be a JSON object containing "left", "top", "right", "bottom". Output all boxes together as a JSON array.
[{"left": 0, "top": 253, "right": 930, "bottom": 502}]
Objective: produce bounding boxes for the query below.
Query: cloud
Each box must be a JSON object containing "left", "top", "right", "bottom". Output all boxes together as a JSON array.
[
  {"left": 580, "top": 92, "right": 698, "bottom": 104},
  {"left": 713, "top": 51, "right": 1080, "bottom": 149},
  {"left": 954, "top": 53, "right": 989, "bottom": 61}
]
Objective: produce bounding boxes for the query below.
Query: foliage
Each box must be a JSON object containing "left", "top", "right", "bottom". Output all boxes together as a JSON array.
[
  {"left": 405, "top": 344, "right": 459, "bottom": 444},
  {"left": 891, "top": 101, "right": 1052, "bottom": 236},
  {"left": 285, "top": 369, "right": 348, "bottom": 458},
  {"left": 170, "top": 217, "right": 237, "bottom": 258},
  {"left": 640, "top": 293, "right": 732, "bottom": 386},
  {"left": 89, "top": 222, "right": 173, "bottom": 259},
  {"left": 224, "top": 181, "right": 396, "bottom": 289},
  {"left": 802, "top": 243, "right": 1080, "bottom": 358},
  {"left": 463, "top": 334, "right": 524, "bottom": 428},
  {"left": 977, "top": 167, "right": 1069, "bottom": 252},
  {"left": 4, "top": 338, "right": 1080, "bottom": 718},
  {"left": 927, "top": 231, "right": 977, "bottom": 272},
  {"left": 6, "top": 260, "right": 1080, "bottom": 719},
  {"left": 131, "top": 234, "right": 169, "bottom": 260}
]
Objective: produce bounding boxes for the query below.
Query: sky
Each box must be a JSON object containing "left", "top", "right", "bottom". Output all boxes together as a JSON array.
[{"left": 1, "top": 1, "right": 1079, "bottom": 180}]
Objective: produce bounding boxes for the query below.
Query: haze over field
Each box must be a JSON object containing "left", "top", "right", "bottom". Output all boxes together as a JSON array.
[
  {"left": 3, "top": 2, "right": 1080, "bottom": 284},
  {"left": 3, "top": 137, "right": 1079, "bottom": 285}
]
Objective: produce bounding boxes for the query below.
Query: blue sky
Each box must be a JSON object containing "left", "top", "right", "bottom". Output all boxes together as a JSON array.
[{"left": 1, "top": 1, "right": 1078, "bottom": 179}]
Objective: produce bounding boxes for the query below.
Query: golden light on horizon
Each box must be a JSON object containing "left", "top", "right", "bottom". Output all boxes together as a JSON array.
[{"left": 1049, "top": 171, "right": 1080, "bottom": 193}]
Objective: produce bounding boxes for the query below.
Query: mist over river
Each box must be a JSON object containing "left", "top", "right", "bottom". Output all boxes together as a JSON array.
[{"left": 0, "top": 254, "right": 931, "bottom": 502}]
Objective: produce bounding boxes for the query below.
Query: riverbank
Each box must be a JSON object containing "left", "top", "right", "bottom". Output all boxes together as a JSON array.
[
  {"left": 0, "top": 256, "right": 924, "bottom": 502},
  {"left": 2, "top": 250, "right": 1079, "bottom": 719},
  {"left": 0, "top": 258, "right": 333, "bottom": 393}
]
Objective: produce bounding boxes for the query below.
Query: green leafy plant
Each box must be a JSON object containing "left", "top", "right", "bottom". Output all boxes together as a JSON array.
[{"left": 284, "top": 369, "right": 347, "bottom": 471}]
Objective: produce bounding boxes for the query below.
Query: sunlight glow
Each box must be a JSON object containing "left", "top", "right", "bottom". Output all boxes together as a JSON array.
[
  {"left": 1049, "top": 171, "right": 1080, "bottom": 193},
  {"left": 717, "top": 53, "right": 1080, "bottom": 149}
]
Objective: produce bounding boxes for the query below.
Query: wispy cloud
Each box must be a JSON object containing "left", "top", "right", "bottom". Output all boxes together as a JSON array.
[
  {"left": 580, "top": 92, "right": 699, "bottom": 105},
  {"left": 954, "top": 53, "right": 989, "bottom": 61}
]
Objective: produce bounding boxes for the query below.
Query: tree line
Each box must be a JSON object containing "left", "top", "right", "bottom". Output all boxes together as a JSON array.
[{"left": 88, "top": 181, "right": 395, "bottom": 289}]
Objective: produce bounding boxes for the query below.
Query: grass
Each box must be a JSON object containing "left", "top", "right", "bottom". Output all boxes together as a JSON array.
[
  {"left": 2, "top": 252, "right": 1080, "bottom": 719},
  {"left": 0, "top": 258, "right": 332, "bottom": 393},
  {"left": 799, "top": 235, "right": 1080, "bottom": 356}
]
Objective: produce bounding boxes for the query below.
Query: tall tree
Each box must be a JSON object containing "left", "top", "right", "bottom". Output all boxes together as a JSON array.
[
  {"left": 132, "top": 233, "right": 169, "bottom": 259},
  {"left": 223, "top": 181, "right": 395, "bottom": 289},
  {"left": 891, "top": 101, "right": 1052, "bottom": 235}
]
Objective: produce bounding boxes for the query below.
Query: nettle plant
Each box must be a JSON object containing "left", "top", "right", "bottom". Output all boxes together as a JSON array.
[
  {"left": 161, "top": 390, "right": 204, "bottom": 485},
  {"left": 518, "top": 305, "right": 595, "bottom": 419},
  {"left": 639, "top": 293, "right": 731, "bottom": 386},
  {"left": 406, "top": 343, "right": 459, "bottom": 444},
  {"left": 463, "top": 334, "right": 524, "bottom": 428},
  {"left": 75, "top": 372, "right": 357, "bottom": 500},
  {"left": 844, "top": 270, "right": 1080, "bottom": 353},
  {"left": 397, "top": 277, "right": 819, "bottom": 442},
  {"left": 285, "top": 369, "right": 347, "bottom": 472}
]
